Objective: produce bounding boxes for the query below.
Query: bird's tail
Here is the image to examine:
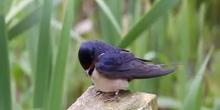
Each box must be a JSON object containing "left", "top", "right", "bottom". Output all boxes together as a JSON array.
[{"left": 158, "top": 62, "right": 184, "bottom": 68}]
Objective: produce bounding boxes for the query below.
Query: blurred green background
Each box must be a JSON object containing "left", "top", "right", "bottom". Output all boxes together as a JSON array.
[{"left": 0, "top": 0, "right": 220, "bottom": 110}]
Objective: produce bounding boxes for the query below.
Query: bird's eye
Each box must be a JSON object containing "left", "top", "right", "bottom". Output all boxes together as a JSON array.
[{"left": 78, "top": 47, "right": 94, "bottom": 70}]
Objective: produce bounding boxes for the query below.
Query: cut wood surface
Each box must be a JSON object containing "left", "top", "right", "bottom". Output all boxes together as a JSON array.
[{"left": 67, "top": 86, "right": 157, "bottom": 110}]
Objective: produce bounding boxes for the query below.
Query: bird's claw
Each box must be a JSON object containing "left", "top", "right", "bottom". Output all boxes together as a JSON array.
[
  {"left": 104, "top": 96, "right": 119, "bottom": 102},
  {"left": 104, "top": 91, "right": 120, "bottom": 102},
  {"left": 95, "top": 89, "right": 103, "bottom": 96}
]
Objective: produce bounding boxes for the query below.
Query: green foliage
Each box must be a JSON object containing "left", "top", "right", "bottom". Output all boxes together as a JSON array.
[
  {"left": 8, "top": 8, "right": 40, "bottom": 40},
  {"left": 96, "top": 0, "right": 122, "bottom": 40},
  {"left": 33, "top": 0, "right": 52, "bottom": 108},
  {"left": 183, "top": 46, "right": 214, "bottom": 110},
  {"left": 98, "top": 0, "right": 122, "bottom": 45},
  {"left": 119, "top": 0, "right": 180, "bottom": 48},
  {"left": 0, "top": 0, "right": 219, "bottom": 109},
  {"left": 0, "top": 1, "right": 12, "bottom": 110},
  {"left": 47, "top": 0, "right": 74, "bottom": 109}
]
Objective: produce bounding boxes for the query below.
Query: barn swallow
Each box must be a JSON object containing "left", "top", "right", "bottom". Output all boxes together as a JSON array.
[{"left": 78, "top": 40, "right": 175, "bottom": 94}]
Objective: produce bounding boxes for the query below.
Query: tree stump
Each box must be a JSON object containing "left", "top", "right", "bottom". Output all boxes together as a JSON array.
[{"left": 67, "top": 86, "right": 157, "bottom": 110}]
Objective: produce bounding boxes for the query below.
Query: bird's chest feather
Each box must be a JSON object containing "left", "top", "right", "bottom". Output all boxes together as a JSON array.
[{"left": 90, "top": 69, "right": 128, "bottom": 92}]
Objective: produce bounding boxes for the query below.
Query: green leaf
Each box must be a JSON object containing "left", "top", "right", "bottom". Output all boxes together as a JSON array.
[
  {"left": 51, "top": 19, "right": 85, "bottom": 42},
  {"left": 176, "top": 0, "right": 197, "bottom": 101},
  {"left": 214, "top": 98, "right": 220, "bottom": 110},
  {"left": 4, "top": 0, "right": 13, "bottom": 13},
  {"left": 8, "top": 8, "right": 40, "bottom": 40},
  {"left": 0, "top": 2, "right": 12, "bottom": 110},
  {"left": 158, "top": 97, "right": 180, "bottom": 109},
  {"left": 119, "top": 0, "right": 180, "bottom": 48},
  {"left": 99, "top": 0, "right": 122, "bottom": 45},
  {"left": 33, "top": 0, "right": 52, "bottom": 108},
  {"left": 8, "top": 0, "right": 61, "bottom": 40},
  {"left": 47, "top": 0, "right": 74, "bottom": 109},
  {"left": 6, "top": 0, "right": 33, "bottom": 23},
  {"left": 96, "top": 0, "right": 121, "bottom": 40},
  {"left": 182, "top": 46, "right": 214, "bottom": 110}
]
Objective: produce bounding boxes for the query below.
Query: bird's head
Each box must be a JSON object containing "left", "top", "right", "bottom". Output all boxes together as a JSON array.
[
  {"left": 78, "top": 41, "right": 107, "bottom": 76},
  {"left": 78, "top": 41, "right": 97, "bottom": 71}
]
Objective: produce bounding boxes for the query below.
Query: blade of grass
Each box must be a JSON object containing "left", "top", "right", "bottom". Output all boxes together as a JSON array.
[
  {"left": 149, "top": 1, "right": 171, "bottom": 94},
  {"left": 26, "top": 26, "right": 39, "bottom": 78},
  {"left": 158, "top": 97, "right": 180, "bottom": 109},
  {"left": 99, "top": 0, "right": 122, "bottom": 45},
  {"left": 127, "top": 0, "right": 158, "bottom": 93},
  {"left": 151, "top": 16, "right": 167, "bottom": 54},
  {"left": 25, "top": 0, "right": 42, "bottom": 88},
  {"left": 0, "top": 1, "right": 12, "bottom": 110},
  {"left": 151, "top": 13, "right": 173, "bottom": 96},
  {"left": 182, "top": 46, "right": 214, "bottom": 110},
  {"left": 8, "top": 0, "right": 61, "bottom": 40},
  {"left": 197, "top": 4, "right": 206, "bottom": 66},
  {"left": 127, "top": 0, "right": 140, "bottom": 91},
  {"left": 6, "top": 0, "right": 33, "bottom": 23},
  {"left": 4, "top": 0, "right": 13, "bottom": 13},
  {"left": 51, "top": 19, "right": 84, "bottom": 43},
  {"left": 8, "top": 8, "right": 40, "bottom": 40},
  {"left": 96, "top": 0, "right": 121, "bottom": 39},
  {"left": 33, "top": 0, "right": 52, "bottom": 108},
  {"left": 214, "top": 99, "right": 220, "bottom": 110},
  {"left": 47, "top": 0, "right": 74, "bottom": 109},
  {"left": 176, "top": 0, "right": 197, "bottom": 101},
  {"left": 119, "top": 0, "right": 180, "bottom": 48}
]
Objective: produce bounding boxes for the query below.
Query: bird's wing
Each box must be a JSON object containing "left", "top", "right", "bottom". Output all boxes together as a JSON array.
[
  {"left": 121, "top": 49, "right": 153, "bottom": 62},
  {"left": 95, "top": 51, "right": 175, "bottom": 79}
]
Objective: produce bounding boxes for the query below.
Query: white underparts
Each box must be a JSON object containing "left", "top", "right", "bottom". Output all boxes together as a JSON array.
[{"left": 90, "top": 68, "right": 129, "bottom": 92}]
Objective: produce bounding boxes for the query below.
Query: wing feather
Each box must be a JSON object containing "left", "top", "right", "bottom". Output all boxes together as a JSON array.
[{"left": 95, "top": 51, "right": 175, "bottom": 79}]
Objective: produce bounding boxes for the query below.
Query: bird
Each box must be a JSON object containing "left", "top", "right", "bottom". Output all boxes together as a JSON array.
[{"left": 78, "top": 40, "right": 175, "bottom": 96}]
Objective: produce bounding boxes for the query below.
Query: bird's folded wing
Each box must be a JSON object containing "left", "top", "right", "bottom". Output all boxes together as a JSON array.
[{"left": 95, "top": 51, "right": 175, "bottom": 79}]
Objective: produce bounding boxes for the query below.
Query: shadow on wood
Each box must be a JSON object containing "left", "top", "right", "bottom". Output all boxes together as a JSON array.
[{"left": 67, "top": 86, "right": 157, "bottom": 110}]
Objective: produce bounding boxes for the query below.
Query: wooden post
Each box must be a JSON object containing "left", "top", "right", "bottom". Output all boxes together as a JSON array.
[{"left": 67, "top": 86, "right": 157, "bottom": 110}]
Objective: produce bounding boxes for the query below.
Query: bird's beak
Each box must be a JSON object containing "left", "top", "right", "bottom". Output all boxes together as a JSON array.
[{"left": 85, "top": 62, "right": 95, "bottom": 76}]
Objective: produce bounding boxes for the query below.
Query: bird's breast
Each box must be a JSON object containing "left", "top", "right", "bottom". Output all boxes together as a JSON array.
[{"left": 90, "top": 68, "right": 128, "bottom": 92}]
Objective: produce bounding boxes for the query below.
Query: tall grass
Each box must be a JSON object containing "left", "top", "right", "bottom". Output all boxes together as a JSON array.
[
  {"left": 0, "top": 0, "right": 12, "bottom": 110},
  {"left": 1, "top": 0, "right": 219, "bottom": 110},
  {"left": 47, "top": 0, "right": 74, "bottom": 109},
  {"left": 33, "top": 0, "right": 52, "bottom": 108}
]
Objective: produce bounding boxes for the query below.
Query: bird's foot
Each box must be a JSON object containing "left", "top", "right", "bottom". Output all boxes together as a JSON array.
[
  {"left": 95, "top": 89, "right": 103, "bottom": 96},
  {"left": 104, "top": 91, "right": 120, "bottom": 102}
]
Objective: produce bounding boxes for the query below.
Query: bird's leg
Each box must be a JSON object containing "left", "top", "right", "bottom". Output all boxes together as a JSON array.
[
  {"left": 104, "top": 90, "right": 120, "bottom": 102},
  {"left": 114, "top": 90, "right": 120, "bottom": 99}
]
